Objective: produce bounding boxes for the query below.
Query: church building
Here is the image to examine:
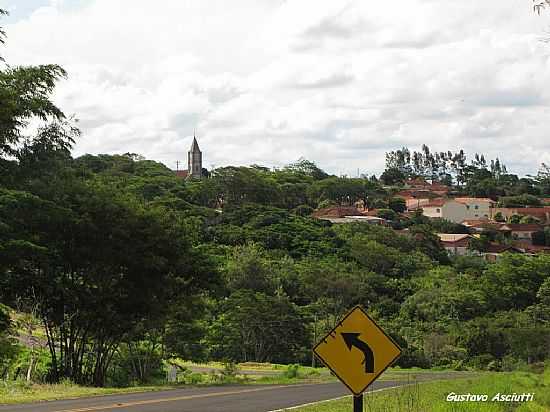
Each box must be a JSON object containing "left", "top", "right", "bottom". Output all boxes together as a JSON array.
[{"left": 175, "top": 136, "right": 203, "bottom": 179}]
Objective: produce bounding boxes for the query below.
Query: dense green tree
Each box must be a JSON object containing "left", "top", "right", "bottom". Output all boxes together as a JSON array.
[
  {"left": 0, "top": 304, "right": 20, "bottom": 379},
  {"left": 525, "top": 277, "right": 550, "bottom": 324},
  {"left": 380, "top": 168, "right": 406, "bottom": 185},
  {"left": 376, "top": 208, "right": 398, "bottom": 221},
  {"left": 388, "top": 197, "right": 407, "bottom": 213},
  {"left": 481, "top": 254, "right": 550, "bottom": 311},
  {"left": 499, "top": 194, "right": 541, "bottom": 207},
  {"left": 401, "top": 268, "right": 486, "bottom": 322},
  {"left": 0, "top": 180, "right": 217, "bottom": 385},
  {"left": 224, "top": 244, "right": 278, "bottom": 295},
  {"left": 283, "top": 158, "right": 329, "bottom": 180},
  {"left": 207, "top": 290, "right": 309, "bottom": 364},
  {"left": 307, "top": 177, "right": 370, "bottom": 207}
]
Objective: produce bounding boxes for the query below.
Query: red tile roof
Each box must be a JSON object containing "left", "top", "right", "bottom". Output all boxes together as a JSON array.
[
  {"left": 461, "top": 218, "right": 491, "bottom": 226},
  {"left": 396, "top": 190, "right": 441, "bottom": 199},
  {"left": 312, "top": 206, "right": 366, "bottom": 218},
  {"left": 421, "top": 198, "right": 447, "bottom": 208},
  {"left": 485, "top": 244, "right": 520, "bottom": 254},
  {"left": 493, "top": 208, "right": 550, "bottom": 223},
  {"left": 498, "top": 224, "right": 543, "bottom": 232},
  {"left": 404, "top": 178, "right": 449, "bottom": 193},
  {"left": 454, "top": 197, "right": 496, "bottom": 204},
  {"left": 175, "top": 170, "right": 189, "bottom": 178}
]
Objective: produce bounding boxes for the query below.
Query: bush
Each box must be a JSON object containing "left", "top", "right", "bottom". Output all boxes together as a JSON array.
[
  {"left": 208, "top": 363, "right": 246, "bottom": 384},
  {"left": 221, "top": 361, "right": 240, "bottom": 378},
  {"left": 388, "top": 197, "right": 406, "bottom": 213},
  {"left": 376, "top": 209, "right": 398, "bottom": 221},
  {"left": 317, "top": 199, "right": 336, "bottom": 209},
  {"left": 293, "top": 205, "right": 314, "bottom": 216},
  {"left": 493, "top": 211, "right": 505, "bottom": 222},
  {"left": 395, "top": 348, "right": 431, "bottom": 369},
  {"left": 283, "top": 364, "right": 301, "bottom": 379},
  {"left": 467, "top": 354, "right": 496, "bottom": 370},
  {"left": 509, "top": 214, "right": 522, "bottom": 224},
  {"left": 520, "top": 215, "right": 540, "bottom": 224}
]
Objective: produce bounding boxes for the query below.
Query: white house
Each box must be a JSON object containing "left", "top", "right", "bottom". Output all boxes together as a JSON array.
[
  {"left": 454, "top": 198, "right": 496, "bottom": 220},
  {"left": 412, "top": 197, "right": 496, "bottom": 223},
  {"left": 419, "top": 199, "right": 468, "bottom": 223}
]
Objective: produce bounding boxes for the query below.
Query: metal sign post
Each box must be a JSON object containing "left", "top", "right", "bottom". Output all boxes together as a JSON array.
[{"left": 353, "top": 394, "right": 363, "bottom": 412}]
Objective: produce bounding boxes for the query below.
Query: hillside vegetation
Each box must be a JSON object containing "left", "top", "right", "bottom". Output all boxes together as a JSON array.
[{"left": 1, "top": 7, "right": 549, "bottom": 392}]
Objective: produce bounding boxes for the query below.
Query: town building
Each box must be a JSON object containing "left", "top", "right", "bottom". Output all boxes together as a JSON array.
[
  {"left": 453, "top": 198, "right": 496, "bottom": 220},
  {"left": 498, "top": 223, "right": 544, "bottom": 244},
  {"left": 491, "top": 207, "right": 550, "bottom": 223},
  {"left": 175, "top": 135, "right": 203, "bottom": 179},
  {"left": 414, "top": 198, "right": 465, "bottom": 223},
  {"left": 409, "top": 197, "right": 496, "bottom": 223},
  {"left": 437, "top": 233, "right": 472, "bottom": 256},
  {"left": 311, "top": 206, "right": 388, "bottom": 225}
]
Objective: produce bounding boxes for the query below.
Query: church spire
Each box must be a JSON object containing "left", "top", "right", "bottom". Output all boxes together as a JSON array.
[
  {"left": 190, "top": 135, "right": 201, "bottom": 153},
  {"left": 188, "top": 133, "right": 203, "bottom": 179}
]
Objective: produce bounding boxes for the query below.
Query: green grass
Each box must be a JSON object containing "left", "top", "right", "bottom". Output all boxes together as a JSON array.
[
  {"left": 0, "top": 380, "right": 178, "bottom": 405},
  {"left": 179, "top": 360, "right": 324, "bottom": 373},
  {"left": 288, "top": 370, "right": 550, "bottom": 412}
]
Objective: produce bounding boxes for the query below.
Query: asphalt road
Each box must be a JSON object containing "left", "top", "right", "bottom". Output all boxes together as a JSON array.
[{"left": 0, "top": 381, "right": 405, "bottom": 412}]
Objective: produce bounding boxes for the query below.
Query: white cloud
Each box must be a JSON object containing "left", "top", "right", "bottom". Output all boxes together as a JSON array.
[{"left": 2, "top": 0, "right": 550, "bottom": 176}]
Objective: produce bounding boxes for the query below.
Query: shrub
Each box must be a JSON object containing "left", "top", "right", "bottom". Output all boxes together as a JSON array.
[
  {"left": 284, "top": 364, "right": 301, "bottom": 379},
  {"left": 376, "top": 209, "right": 398, "bottom": 221},
  {"left": 221, "top": 361, "right": 240, "bottom": 378},
  {"left": 493, "top": 211, "right": 505, "bottom": 222},
  {"left": 293, "top": 205, "right": 314, "bottom": 216}
]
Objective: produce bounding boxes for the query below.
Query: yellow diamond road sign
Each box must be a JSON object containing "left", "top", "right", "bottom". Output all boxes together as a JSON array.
[{"left": 313, "top": 306, "right": 402, "bottom": 395}]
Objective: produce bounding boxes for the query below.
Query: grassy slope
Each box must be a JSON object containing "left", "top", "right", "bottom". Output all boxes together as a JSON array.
[
  {"left": 290, "top": 370, "right": 550, "bottom": 412},
  {"left": 0, "top": 381, "right": 179, "bottom": 405}
]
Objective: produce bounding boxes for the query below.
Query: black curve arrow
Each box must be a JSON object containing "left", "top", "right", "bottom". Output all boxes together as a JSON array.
[{"left": 341, "top": 332, "right": 374, "bottom": 373}]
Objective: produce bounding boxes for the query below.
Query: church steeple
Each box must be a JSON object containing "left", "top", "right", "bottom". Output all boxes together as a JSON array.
[
  {"left": 188, "top": 133, "right": 202, "bottom": 179},
  {"left": 190, "top": 135, "right": 200, "bottom": 153}
]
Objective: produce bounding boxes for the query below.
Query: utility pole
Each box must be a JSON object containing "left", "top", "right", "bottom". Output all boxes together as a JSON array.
[{"left": 176, "top": 160, "right": 180, "bottom": 172}]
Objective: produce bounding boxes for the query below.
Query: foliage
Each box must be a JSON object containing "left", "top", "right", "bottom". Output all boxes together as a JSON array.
[
  {"left": 499, "top": 194, "right": 541, "bottom": 207},
  {"left": 206, "top": 290, "right": 309, "bottom": 364},
  {"left": 481, "top": 254, "right": 550, "bottom": 311},
  {"left": 0, "top": 304, "right": 21, "bottom": 379},
  {"left": 2, "top": 13, "right": 550, "bottom": 390},
  {"left": 376, "top": 208, "right": 397, "bottom": 220},
  {"left": 388, "top": 197, "right": 406, "bottom": 213}
]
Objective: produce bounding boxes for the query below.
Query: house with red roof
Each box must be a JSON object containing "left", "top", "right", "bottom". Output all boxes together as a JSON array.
[
  {"left": 491, "top": 207, "right": 550, "bottom": 223},
  {"left": 404, "top": 178, "right": 450, "bottom": 195},
  {"left": 498, "top": 223, "right": 544, "bottom": 244},
  {"left": 408, "top": 197, "right": 497, "bottom": 223},
  {"left": 312, "top": 206, "right": 388, "bottom": 225},
  {"left": 437, "top": 233, "right": 473, "bottom": 256}
]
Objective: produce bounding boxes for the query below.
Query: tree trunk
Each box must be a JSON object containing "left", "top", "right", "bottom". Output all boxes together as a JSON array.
[{"left": 26, "top": 354, "right": 35, "bottom": 382}]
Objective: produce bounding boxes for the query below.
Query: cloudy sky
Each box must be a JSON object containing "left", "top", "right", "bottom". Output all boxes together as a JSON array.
[{"left": 1, "top": 0, "right": 550, "bottom": 176}]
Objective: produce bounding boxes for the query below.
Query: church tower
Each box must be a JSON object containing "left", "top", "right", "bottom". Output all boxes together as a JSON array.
[{"left": 188, "top": 135, "right": 202, "bottom": 179}]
